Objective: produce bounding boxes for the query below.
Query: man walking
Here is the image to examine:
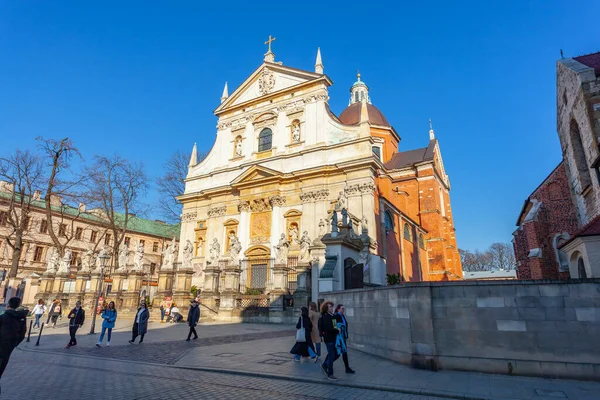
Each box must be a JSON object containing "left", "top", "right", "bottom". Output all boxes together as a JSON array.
[
  {"left": 66, "top": 301, "right": 85, "bottom": 348},
  {"left": 319, "top": 301, "right": 340, "bottom": 381},
  {"left": 186, "top": 300, "right": 200, "bottom": 341},
  {"left": 0, "top": 297, "right": 27, "bottom": 389}
]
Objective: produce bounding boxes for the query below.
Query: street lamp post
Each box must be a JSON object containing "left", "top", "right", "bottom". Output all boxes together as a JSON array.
[{"left": 89, "top": 253, "right": 110, "bottom": 335}]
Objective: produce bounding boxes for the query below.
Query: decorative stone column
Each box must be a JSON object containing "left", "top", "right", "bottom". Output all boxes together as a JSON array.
[
  {"left": 200, "top": 263, "right": 221, "bottom": 310},
  {"left": 35, "top": 271, "right": 56, "bottom": 301},
  {"left": 269, "top": 263, "right": 289, "bottom": 312},
  {"left": 293, "top": 262, "right": 311, "bottom": 310}
]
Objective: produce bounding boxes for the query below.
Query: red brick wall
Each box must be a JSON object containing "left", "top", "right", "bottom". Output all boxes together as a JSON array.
[{"left": 513, "top": 162, "right": 579, "bottom": 280}]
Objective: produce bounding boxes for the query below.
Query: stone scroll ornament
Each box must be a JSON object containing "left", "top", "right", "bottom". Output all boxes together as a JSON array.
[{"left": 132, "top": 240, "right": 146, "bottom": 271}]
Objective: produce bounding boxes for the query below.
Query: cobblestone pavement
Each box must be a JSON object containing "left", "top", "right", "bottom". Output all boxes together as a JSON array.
[{"left": 4, "top": 348, "right": 445, "bottom": 400}]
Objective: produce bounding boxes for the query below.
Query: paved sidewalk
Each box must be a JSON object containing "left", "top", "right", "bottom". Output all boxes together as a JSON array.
[{"left": 23, "top": 321, "right": 600, "bottom": 400}]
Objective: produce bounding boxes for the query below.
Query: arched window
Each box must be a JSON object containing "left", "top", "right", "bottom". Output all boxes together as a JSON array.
[
  {"left": 354, "top": 92, "right": 359, "bottom": 103},
  {"left": 403, "top": 223, "right": 412, "bottom": 242},
  {"left": 372, "top": 146, "right": 381, "bottom": 161},
  {"left": 383, "top": 211, "right": 394, "bottom": 232},
  {"left": 570, "top": 119, "right": 591, "bottom": 190},
  {"left": 258, "top": 128, "right": 272, "bottom": 152},
  {"left": 578, "top": 258, "right": 587, "bottom": 279},
  {"left": 419, "top": 234, "right": 425, "bottom": 249}
]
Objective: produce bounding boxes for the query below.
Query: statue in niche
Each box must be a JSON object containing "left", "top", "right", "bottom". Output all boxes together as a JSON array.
[
  {"left": 335, "top": 190, "right": 348, "bottom": 211},
  {"left": 292, "top": 121, "right": 300, "bottom": 142},
  {"left": 228, "top": 235, "right": 242, "bottom": 265},
  {"left": 197, "top": 238, "right": 204, "bottom": 257},
  {"left": 58, "top": 249, "right": 72, "bottom": 274},
  {"left": 209, "top": 238, "right": 221, "bottom": 265},
  {"left": 235, "top": 138, "right": 243, "bottom": 157},
  {"left": 289, "top": 224, "right": 299, "bottom": 245},
  {"left": 132, "top": 240, "right": 145, "bottom": 271},
  {"left": 274, "top": 233, "right": 290, "bottom": 264},
  {"left": 46, "top": 247, "right": 59, "bottom": 273},
  {"left": 81, "top": 249, "right": 95, "bottom": 273},
  {"left": 299, "top": 231, "right": 311, "bottom": 262}
]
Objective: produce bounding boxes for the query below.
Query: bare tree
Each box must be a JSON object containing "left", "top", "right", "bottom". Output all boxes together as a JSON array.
[
  {"left": 460, "top": 248, "right": 494, "bottom": 272},
  {"left": 489, "top": 242, "right": 516, "bottom": 270},
  {"left": 156, "top": 150, "right": 205, "bottom": 224},
  {"left": 0, "top": 149, "right": 45, "bottom": 280},
  {"left": 37, "top": 137, "right": 86, "bottom": 258},
  {"left": 85, "top": 155, "right": 148, "bottom": 270}
]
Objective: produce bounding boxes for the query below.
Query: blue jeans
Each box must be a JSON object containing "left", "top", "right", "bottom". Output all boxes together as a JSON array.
[
  {"left": 33, "top": 314, "right": 42, "bottom": 328},
  {"left": 322, "top": 342, "right": 339, "bottom": 376},
  {"left": 294, "top": 345, "right": 318, "bottom": 360},
  {"left": 99, "top": 327, "right": 112, "bottom": 343}
]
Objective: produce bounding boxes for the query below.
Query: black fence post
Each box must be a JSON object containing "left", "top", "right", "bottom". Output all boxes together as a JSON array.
[
  {"left": 26, "top": 320, "right": 33, "bottom": 342},
  {"left": 35, "top": 323, "right": 44, "bottom": 346}
]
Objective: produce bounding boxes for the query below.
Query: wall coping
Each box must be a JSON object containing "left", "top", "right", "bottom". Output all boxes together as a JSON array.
[{"left": 324, "top": 278, "right": 600, "bottom": 296}]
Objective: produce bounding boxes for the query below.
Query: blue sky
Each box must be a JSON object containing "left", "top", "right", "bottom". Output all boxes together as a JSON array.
[{"left": 1, "top": 1, "right": 598, "bottom": 251}]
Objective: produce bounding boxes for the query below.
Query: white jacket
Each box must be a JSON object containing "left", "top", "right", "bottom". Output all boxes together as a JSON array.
[{"left": 32, "top": 304, "right": 47, "bottom": 315}]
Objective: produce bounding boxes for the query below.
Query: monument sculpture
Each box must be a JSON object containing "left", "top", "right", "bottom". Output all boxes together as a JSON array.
[
  {"left": 208, "top": 238, "right": 220, "bottom": 265},
  {"left": 228, "top": 235, "right": 242, "bottom": 265},
  {"left": 58, "top": 249, "right": 72, "bottom": 274},
  {"left": 46, "top": 247, "right": 59, "bottom": 273},
  {"left": 299, "top": 231, "right": 311, "bottom": 262},
  {"left": 132, "top": 240, "right": 145, "bottom": 271},
  {"left": 182, "top": 239, "right": 193, "bottom": 269},
  {"left": 275, "top": 233, "right": 290, "bottom": 264}
]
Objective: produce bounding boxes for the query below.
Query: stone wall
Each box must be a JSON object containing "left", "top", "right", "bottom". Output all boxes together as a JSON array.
[{"left": 325, "top": 280, "right": 600, "bottom": 380}]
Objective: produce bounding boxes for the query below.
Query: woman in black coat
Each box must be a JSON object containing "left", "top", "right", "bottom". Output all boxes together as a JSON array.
[{"left": 290, "top": 306, "right": 319, "bottom": 362}]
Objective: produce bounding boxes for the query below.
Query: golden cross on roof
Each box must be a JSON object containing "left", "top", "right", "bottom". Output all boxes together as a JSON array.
[{"left": 265, "top": 35, "right": 276, "bottom": 53}]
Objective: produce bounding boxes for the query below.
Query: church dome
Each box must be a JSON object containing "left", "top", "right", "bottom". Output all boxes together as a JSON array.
[{"left": 339, "top": 102, "right": 390, "bottom": 126}]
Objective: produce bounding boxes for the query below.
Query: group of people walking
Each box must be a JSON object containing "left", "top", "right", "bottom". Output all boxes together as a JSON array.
[{"left": 290, "top": 301, "right": 355, "bottom": 381}]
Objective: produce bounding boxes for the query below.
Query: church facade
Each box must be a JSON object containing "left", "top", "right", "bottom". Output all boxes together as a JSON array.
[{"left": 178, "top": 43, "right": 462, "bottom": 299}]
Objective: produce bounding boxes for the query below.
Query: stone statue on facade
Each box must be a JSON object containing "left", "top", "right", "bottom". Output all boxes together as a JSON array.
[
  {"left": 117, "top": 242, "right": 129, "bottom": 271},
  {"left": 289, "top": 224, "right": 299, "bottom": 245},
  {"left": 299, "top": 231, "right": 311, "bottom": 262},
  {"left": 94, "top": 246, "right": 111, "bottom": 273},
  {"left": 81, "top": 249, "right": 95, "bottom": 273},
  {"left": 335, "top": 190, "right": 348, "bottom": 211},
  {"left": 228, "top": 235, "right": 242, "bottom": 265},
  {"left": 359, "top": 245, "right": 370, "bottom": 283},
  {"left": 341, "top": 208, "right": 349, "bottom": 226},
  {"left": 46, "top": 247, "right": 59, "bottom": 273},
  {"left": 331, "top": 211, "right": 339, "bottom": 233},
  {"left": 132, "top": 240, "right": 145, "bottom": 271},
  {"left": 208, "top": 238, "right": 220, "bottom": 265},
  {"left": 235, "top": 139, "right": 243, "bottom": 157},
  {"left": 361, "top": 216, "right": 368, "bottom": 233},
  {"left": 274, "top": 233, "right": 290, "bottom": 264},
  {"left": 161, "top": 240, "right": 176, "bottom": 271},
  {"left": 182, "top": 239, "right": 193, "bottom": 269},
  {"left": 58, "top": 249, "right": 72, "bottom": 274},
  {"left": 318, "top": 219, "right": 326, "bottom": 237},
  {"left": 292, "top": 122, "right": 300, "bottom": 142}
]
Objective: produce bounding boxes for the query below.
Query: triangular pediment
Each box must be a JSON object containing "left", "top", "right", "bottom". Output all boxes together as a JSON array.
[
  {"left": 215, "top": 62, "right": 330, "bottom": 115},
  {"left": 231, "top": 165, "right": 283, "bottom": 186}
]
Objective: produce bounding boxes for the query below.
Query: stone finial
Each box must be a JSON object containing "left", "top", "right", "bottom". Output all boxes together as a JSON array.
[
  {"left": 429, "top": 119, "right": 435, "bottom": 140},
  {"left": 315, "top": 47, "right": 324, "bottom": 74},
  {"left": 189, "top": 143, "right": 198, "bottom": 167},
  {"left": 220, "top": 82, "right": 229, "bottom": 103}
]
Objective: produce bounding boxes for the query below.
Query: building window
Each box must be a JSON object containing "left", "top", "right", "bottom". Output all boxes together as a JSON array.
[
  {"left": 150, "top": 262, "right": 157, "bottom": 274},
  {"left": 153, "top": 242, "right": 159, "bottom": 252},
  {"left": 419, "top": 234, "right": 425, "bottom": 249},
  {"left": 0, "top": 212, "right": 7, "bottom": 226},
  {"left": 75, "top": 227, "right": 83, "bottom": 240},
  {"left": 40, "top": 219, "right": 48, "bottom": 233},
  {"left": 59, "top": 224, "right": 67, "bottom": 237},
  {"left": 403, "top": 223, "right": 412, "bottom": 242},
  {"left": 372, "top": 146, "right": 381, "bottom": 161},
  {"left": 124, "top": 237, "right": 130, "bottom": 246},
  {"left": 90, "top": 230, "right": 98, "bottom": 243},
  {"left": 22, "top": 216, "right": 30, "bottom": 230},
  {"left": 104, "top": 233, "right": 111, "bottom": 245},
  {"left": 383, "top": 211, "right": 394, "bottom": 234},
  {"left": 71, "top": 251, "right": 79, "bottom": 266},
  {"left": 33, "top": 246, "right": 44, "bottom": 262},
  {"left": 570, "top": 119, "right": 592, "bottom": 191},
  {"left": 258, "top": 128, "right": 273, "bottom": 152}
]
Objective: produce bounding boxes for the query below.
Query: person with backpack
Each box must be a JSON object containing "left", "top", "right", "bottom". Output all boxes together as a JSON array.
[
  {"left": 31, "top": 299, "right": 47, "bottom": 329},
  {"left": 334, "top": 304, "right": 355, "bottom": 374},
  {"left": 318, "top": 301, "right": 340, "bottom": 381},
  {"left": 66, "top": 301, "right": 85, "bottom": 348},
  {"left": 96, "top": 301, "right": 117, "bottom": 347},
  {"left": 0, "top": 297, "right": 27, "bottom": 389}
]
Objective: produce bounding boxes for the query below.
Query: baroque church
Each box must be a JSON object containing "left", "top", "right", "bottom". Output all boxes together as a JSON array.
[{"left": 178, "top": 39, "right": 462, "bottom": 300}]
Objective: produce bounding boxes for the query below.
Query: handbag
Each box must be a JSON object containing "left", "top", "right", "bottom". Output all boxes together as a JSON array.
[{"left": 295, "top": 317, "right": 306, "bottom": 342}]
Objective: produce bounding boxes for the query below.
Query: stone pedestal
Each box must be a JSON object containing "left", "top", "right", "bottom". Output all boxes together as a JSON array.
[
  {"left": 309, "top": 241, "right": 326, "bottom": 302},
  {"left": 51, "top": 273, "right": 69, "bottom": 298},
  {"left": 83, "top": 272, "right": 101, "bottom": 310},
  {"left": 121, "top": 271, "right": 144, "bottom": 310},
  {"left": 270, "top": 263, "right": 289, "bottom": 312},
  {"left": 111, "top": 271, "right": 127, "bottom": 296},
  {"left": 219, "top": 262, "right": 242, "bottom": 313},
  {"left": 202, "top": 264, "right": 221, "bottom": 294},
  {"left": 73, "top": 272, "right": 90, "bottom": 303},
  {"left": 155, "top": 269, "right": 175, "bottom": 304},
  {"left": 173, "top": 268, "right": 194, "bottom": 312},
  {"left": 35, "top": 271, "right": 56, "bottom": 300},
  {"left": 293, "top": 262, "right": 311, "bottom": 309}
]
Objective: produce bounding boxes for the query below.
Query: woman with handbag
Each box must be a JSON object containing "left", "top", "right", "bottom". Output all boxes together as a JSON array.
[{"left": 289, "top": 306, "right": 319, "bottom": 362}]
